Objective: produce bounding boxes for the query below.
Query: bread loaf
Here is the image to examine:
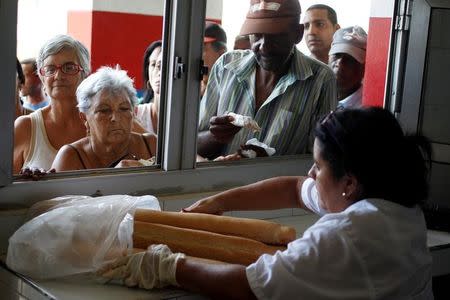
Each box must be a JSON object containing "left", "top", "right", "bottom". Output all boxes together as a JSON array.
[
  {"left": 134, "top": 209, "right": 296, "bottom": 245},
  {"left": 133, "top": 221, "right": 285, "bottom": 265}
]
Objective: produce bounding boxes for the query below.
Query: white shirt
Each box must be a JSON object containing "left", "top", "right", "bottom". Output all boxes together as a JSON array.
[
  {"left": 246, "top": 178, "right": 433, "bottom": 300},
  {"left": 338, "top": 85, "right": 363, "bottom": 109}
]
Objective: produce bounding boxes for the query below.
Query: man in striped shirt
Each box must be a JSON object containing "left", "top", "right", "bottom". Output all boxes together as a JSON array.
[{"left": 198, "top": 0, "right": 337, "bottom": 160}]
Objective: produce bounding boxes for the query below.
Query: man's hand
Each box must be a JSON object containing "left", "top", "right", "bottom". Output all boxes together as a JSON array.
[
  {"left": 209, "top": 115, "right": 242, "bottom": 144},
  {"left": 96, "top": 244, "right": 184, "bottom": 290}
]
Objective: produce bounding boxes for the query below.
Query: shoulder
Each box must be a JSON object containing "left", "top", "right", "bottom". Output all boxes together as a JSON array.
[
  {"left": 52, "top": 140, "right": 87, "bottom": 171},
  {"left": 14, "top": 114, "right": 32, "bottom": 146},
  {"left": 295, "top": 50, "right": 335, "bottom": 80}
]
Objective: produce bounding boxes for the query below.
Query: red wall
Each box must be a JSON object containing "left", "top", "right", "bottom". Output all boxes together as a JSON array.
[
  {"left": 362, "top": 17, "right": 392, "bottom": 107},
  {"left": 68, "top": 11, "right": 163, "bottom": 90}
]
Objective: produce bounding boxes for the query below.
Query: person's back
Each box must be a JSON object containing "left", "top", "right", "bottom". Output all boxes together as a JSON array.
[{"left": 311, "top": 198, "right": 432, "bottom": 299}]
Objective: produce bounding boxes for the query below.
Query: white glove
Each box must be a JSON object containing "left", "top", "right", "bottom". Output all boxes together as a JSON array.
[{"left": 96, "top": 244, "right": 185, "bottom": 289}]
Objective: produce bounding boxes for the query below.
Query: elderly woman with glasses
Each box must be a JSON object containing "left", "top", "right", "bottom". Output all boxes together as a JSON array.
[
  {"left": 98, "top": 107, "right": 433, "bottom": 299},
  {"left": 13, "top": 35, "right": 90, "bottom": 174},
  {"left": 51, "top": 66, "right": 156, "bottom": 171}
]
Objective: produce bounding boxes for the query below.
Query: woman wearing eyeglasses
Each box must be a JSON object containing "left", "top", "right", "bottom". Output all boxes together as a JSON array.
[
  {"left": 98, "top": 107, "right": 433, "bottom": 299},
  {"left": 13, "top": 35, "right": 90, "bottom": 174}
]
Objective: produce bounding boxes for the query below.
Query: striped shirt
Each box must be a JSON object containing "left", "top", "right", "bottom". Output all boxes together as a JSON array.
[{"left": 199, "top": 49, "right": 337, "bottom": 156}]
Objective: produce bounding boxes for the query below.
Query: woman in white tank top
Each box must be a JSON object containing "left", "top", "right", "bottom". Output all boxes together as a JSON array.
[{"left": 13, "top": 35, "right": 90, "bottom": 173}]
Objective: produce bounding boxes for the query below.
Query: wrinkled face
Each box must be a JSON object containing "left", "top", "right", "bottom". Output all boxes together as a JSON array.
[
  {"left": 41, "top": 48, "right": 83, "bottom": 100},
  {"left": 249, "top": 28, "right": 299, "bottom": 71},
  {"left": 85, "top": 90, "right": 134, "bottom": 145},
  {"left": 308, "top": 138, "right": 347, "bottom": 213},
  {"left": 329, "top": 53, "right": 364, "bottom": 92},
  {"left": 148, "top": 46, "right": 162, "bottom": 96},
  {"left": 303, "top": 9, "right": 338, "bottom": 57},
  {"left": 20, "top": 63, "right": 41, "bottom": 97}
]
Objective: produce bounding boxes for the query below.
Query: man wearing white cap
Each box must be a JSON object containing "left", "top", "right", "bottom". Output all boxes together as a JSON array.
[
  {"left": 198, "top": 0, "right": 336, "bottom": 160},
  {"left": 329, "top": 25, "right": 367, "bottom": 108}
]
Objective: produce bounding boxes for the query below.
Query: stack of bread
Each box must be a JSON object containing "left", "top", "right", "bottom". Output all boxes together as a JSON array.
[{"left": 132, "top": 209, "right": 296, "bottom": 265}]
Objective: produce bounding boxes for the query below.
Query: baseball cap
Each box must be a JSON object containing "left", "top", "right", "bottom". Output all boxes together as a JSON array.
[
  {"left": 204, "top": 22, "right": 227, "bottom": 46},
  {"left": 240, "top": 0, "right": 301, "bottom": 35},
  {"left": 329, "top": 26, "right": 368, "bottom": 64}
]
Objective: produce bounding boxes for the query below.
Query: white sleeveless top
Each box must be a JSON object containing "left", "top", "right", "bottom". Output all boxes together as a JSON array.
[
  {"left": 135, "top": 103, "right": 156, "bottom": 134},
  {"left": 23, "top": 109, "right": 58, "bottom": 170}
]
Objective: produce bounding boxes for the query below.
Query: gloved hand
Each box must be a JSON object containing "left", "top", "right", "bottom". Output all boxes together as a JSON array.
[{"left": 96, "top": 244, "right": 185, "bottom": 289}]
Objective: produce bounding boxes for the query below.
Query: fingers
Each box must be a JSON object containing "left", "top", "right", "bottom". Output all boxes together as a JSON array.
[
  {"left": 209, "top": 115, "right": 241, "bottom": 143},
  {"left": 182, "top": 199, "right": 223, "bottom": 215},
  {"left": 18, "top": 167, "right": 55, "bottom": 181}
]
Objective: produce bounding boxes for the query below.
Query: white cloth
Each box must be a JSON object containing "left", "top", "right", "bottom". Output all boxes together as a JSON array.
[
  {"left": 23, "top": 109, "right": 58, "bottom": 170},
  {"left": 135, "top": 103, "right": 156, "bottom": 134},
  {"left": 246, "top": 178, "right": 433, "bottom": 300},
  {"left": 338, "top": 85, "right": 363, "bottom": 108}
]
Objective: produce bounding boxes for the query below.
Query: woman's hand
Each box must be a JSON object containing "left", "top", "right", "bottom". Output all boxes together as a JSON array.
[
  {"left": 18, "top": 167, "right": 55, "bottom": 181},
  {"left": 96, "top": 244, "right": 184, "bottom": 289},
  {"left": 182, "top": 197, "right": 224, "bottom": 215}
]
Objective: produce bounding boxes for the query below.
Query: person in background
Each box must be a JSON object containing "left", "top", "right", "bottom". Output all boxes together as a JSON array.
[
  {"left": 13, "top": 35, "right": 90, "bottom": 174},
  {"left": 99, "top": 107, "right": 433, "bottom": 299},
  {"left": 135, "top": 40, "right": 162, "bottom": 134},
  {"left": 20, "top": 58, "right": 49, "bottom": 111},
  {"left": 303, "top": 4, "right": 340, "bottom": 64},
  {"left": 201, "top": 22, "right": 227, "bottom": 97},
  {"left": 52, "top": 66, "right": 156, "bottom": 171},
  {"left": 15, "top": 58, "right": 33, "bottom": 119},
  {"left": 197, "top": 0, "right": 336, "bottom": 160},
  {"left": 233, "top": 34, "right": 251, "bottom": 50},
  {"left": 329, "top": 26, "right": 367, "bottom": 108}
]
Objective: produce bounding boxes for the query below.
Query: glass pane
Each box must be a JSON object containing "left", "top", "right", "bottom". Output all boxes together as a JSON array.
[
  {"left": 197, "top": 0, "right": 374, "bottom": 163},
  {"left": 15, "top": 0, "right": 166, "bottom": 176}
]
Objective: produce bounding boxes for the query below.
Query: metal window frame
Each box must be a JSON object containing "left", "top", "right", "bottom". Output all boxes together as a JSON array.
[{"left": 0, "top": 0, "right": 314, "bottom": 206}]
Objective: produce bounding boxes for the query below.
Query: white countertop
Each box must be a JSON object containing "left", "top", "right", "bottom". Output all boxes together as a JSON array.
[{"left": 2, "top": 214, "right": 450, "bottom": 300}]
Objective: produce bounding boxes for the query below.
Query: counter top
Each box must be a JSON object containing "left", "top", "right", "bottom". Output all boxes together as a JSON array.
[{"left": 1, "top": 214, "right": 450, "bottom": 300}]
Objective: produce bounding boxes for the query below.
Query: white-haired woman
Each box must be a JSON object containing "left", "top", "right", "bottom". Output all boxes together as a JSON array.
[
  {"left": 51, "top": 66, "right": 156, "bottom": 171},
  {"left": 13, "top": 35, "right": 91, "bottom": 173}
]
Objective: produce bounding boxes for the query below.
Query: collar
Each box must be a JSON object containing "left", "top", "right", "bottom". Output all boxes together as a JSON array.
[{"left": 224, "top": 49, "right": 314, "bottom": 83}]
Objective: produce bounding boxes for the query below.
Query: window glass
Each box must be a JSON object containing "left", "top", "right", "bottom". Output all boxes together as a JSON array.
[
  {"left": 197, "top": 0, "right": 373, "bottom": 164},
  {"left": 15, "top": 0, "right": 165, "bottom": 176}
]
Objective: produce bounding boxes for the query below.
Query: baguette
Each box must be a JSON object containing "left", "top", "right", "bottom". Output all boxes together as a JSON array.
[
  {"left": 133, "top": 221, "right": 285, "bottom": 265},
  {"left": 134, "top": 209, "right": 296, "bottom": 245}
]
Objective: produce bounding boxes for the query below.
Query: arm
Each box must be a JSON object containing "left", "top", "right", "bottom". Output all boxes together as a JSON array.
[
  {"left": 13, "top": 116, "right": 31, "bottom": 174},
  {"left": 177, "top": 257, "right": 256, "bottom": 300},
  {"left": 183, "top": 176, "right": 312, "bottom": 214}
]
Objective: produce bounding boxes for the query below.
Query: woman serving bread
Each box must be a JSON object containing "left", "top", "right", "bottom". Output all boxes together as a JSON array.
[{"left": 97, "top": 107, "right": 433, "bottom": 299}]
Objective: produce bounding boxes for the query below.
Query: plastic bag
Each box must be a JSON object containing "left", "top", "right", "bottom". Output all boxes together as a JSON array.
[{"left": 6, "top": 194, "right": 160, "bottom": 279}]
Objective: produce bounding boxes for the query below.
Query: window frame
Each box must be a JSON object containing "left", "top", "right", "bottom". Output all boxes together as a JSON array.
[{"left": 0, "top": 0, "right": 314, "bottom": 205}]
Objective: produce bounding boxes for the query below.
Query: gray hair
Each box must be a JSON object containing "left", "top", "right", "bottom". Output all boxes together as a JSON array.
[
  {"left": 76, "top": 66, "right": 138, "bottom": 113},
  {"left": 37, "top": 35, "right": 91, "bottom": 79}
]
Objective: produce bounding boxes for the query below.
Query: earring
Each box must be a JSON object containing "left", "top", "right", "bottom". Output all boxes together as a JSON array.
[
  {"left": 342, "top": 192, "right": 346, "bottom": 197},
  {"left": 85, "top": 121, "right": 90, "bottom": 137}
]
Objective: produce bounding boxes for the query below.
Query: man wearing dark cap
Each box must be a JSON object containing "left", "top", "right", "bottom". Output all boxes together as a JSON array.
[
  {"left": 198, "top": 0, "right": 337, "bottom": 159},
  {"left": 202, "top": 22, "right": 227, "bottom": 97},
  {"left": 328, "top": 26, "right": 367, "bottom": 108}
]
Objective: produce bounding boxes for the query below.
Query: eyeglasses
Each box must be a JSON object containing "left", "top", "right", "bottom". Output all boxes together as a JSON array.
[{"left": 39, "top": 62, "right": 83, "bottom": 77}]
